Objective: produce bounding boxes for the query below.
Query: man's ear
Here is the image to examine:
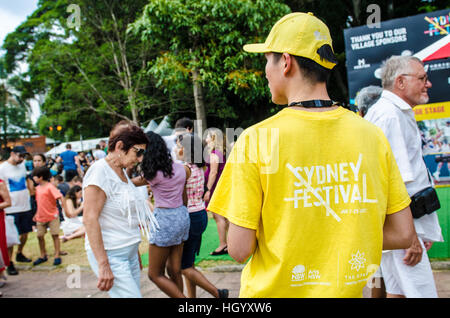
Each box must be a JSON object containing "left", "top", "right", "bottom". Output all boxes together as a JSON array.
[
  {"left": 395, "top": 75, "right": 405, "bottom": 90},
  {"left": 282, "top": 53, "right": 293, "bottom": 76}
]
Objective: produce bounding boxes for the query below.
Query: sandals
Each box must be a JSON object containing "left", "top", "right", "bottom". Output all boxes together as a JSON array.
[{"left": 210, "top": 245, "right": 228, "bottom": 256}]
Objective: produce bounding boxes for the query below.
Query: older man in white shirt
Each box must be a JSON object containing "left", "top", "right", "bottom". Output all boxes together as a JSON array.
[{"left": 364, "top": 55, "right": 443, "bottom": 298}]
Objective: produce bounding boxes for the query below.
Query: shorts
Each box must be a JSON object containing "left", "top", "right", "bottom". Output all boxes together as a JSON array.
[
  {"left": 181, "top": 210, "right": 208, "bottom": 270},
  {"left": 8, "top": 211, "right": 33, "bottom": 235},
  {"left": 149, "top": 206, "right": 190, "bottom": 247},
  {"left": 36, "top": 218, "right": 61, "bottom": 237},
  {"left": 379, "top": 237, "right": 438, "bottom": 298}
]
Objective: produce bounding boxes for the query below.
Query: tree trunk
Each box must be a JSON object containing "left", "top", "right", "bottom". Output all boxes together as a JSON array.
[
  {"left": 128, "top": 93, "right": 139, "bottom": 125},
  {"left": 0, "top": 85, "right": 8, "bottom": 148},
  {"left": 192, "top": 68, "right": 207, "bottom": 136},
  {"left": 352, "top": 0, "right": 362, "bottom": 25}
]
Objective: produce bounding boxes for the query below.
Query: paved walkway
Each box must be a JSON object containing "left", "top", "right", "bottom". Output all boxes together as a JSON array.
[{"left": 1, "top": 266, "right": 449, "bottom": 298}]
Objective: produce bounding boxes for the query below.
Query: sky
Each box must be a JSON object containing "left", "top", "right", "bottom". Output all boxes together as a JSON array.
[
  {"left": 0, "top": 0, "right": 39, "bottom": 47},
  {"left": 0, "top": 0, "right": 40, "bottom": 123}
]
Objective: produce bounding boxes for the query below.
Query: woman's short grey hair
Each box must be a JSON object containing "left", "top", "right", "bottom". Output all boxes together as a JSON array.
[
  {"left": 355, "top": 85, "right": 383, "bottom": 115},
  {"left": 380, "top": 55, "right": 423, "bottom": 89}
]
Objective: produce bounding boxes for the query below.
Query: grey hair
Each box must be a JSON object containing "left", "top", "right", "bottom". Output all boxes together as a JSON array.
[
  {"left": 355, "top": 85, "right": 383, "bottom": 116},
  {"left": 380, "top": 55, "right": 423, "bottom": 89}
]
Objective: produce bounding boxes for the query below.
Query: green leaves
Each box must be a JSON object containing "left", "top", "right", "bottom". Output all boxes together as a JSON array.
[{"left": 130, "top": 0, "right": 291, "bottom": 127}]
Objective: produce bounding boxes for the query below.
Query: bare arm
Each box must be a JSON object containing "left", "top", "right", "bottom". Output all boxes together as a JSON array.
[
  {"left": 227, "top": 223, "right": 257, "bottom": 264},
  {"left": 27, "top": 177, "right": 36, "bottom": 196},
  {"left": 382, "top": 206, "right": 415, "bottom": 250},
  {"left": 65, "top": 199, "right": 83, "bottom": 218},
  {"left": 204, "top": 153, "right": 219, "bottom": 203},
  {"left": 131, "top": 175, "right": 149, "bottom": 188},
  {"left": 183, "top": 165, "right": 191, "bottom": 207},
  {"left": 83, "top": 185, "right": 114, "bottom": 291},
  {"left": 75, "top": 156, "right": 84, "bottom": 177},
  {"left": 206, "top": 153, "right": 219, "bottom": 190},
  {"left": 0, "top": 181, "right": 11, "bottom": 210}
]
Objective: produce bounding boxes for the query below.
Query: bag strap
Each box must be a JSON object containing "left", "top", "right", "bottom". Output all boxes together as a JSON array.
[{"left": 422, "top": 156, "right": 433, "bottom": 185}]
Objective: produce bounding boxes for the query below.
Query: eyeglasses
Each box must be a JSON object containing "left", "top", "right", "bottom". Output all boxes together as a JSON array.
[
  {"left": 132, "top": 146, "right": 146, "bottom": 157},
  {"left": 401, "top": 73, "right": 429, "bottom": 83}
]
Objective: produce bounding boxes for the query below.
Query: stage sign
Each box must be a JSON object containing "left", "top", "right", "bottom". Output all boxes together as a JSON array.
[
  {"left": 343, "top": 9, "right": 450, "bottom": 105},
  {"left": 344, "top": 10, "right": 450, "bottom": 185}
]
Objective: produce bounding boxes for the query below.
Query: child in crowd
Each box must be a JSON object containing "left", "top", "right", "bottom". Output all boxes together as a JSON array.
[
  {"left": 133, "top": 131, "right": 190, "bottom": 298},
  {"left": 176, "top": 132, "right": 228, "bottom": 298},
  {"left": 60, "top": 185, "right": 85, "bottom": 242},
  {"left": 32, "top": 166, "right": 68, "bottom": 266}
]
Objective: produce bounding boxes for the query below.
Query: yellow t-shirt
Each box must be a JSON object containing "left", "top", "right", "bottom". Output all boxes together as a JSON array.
[{"left": 208, "top": 107, "right": 411, "bottom": 298}]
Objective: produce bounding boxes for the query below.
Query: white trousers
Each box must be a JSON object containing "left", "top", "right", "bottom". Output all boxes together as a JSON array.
[{"left": 87, "top": 242, "right": 142, "bottom": 298}]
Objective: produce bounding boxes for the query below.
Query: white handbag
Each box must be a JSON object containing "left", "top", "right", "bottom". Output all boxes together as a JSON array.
[{"left": 5, "top": 215, "right": 20, "bottom": 247}]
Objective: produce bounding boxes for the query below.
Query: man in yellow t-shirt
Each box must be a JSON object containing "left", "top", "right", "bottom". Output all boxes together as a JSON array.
[{"left": 207, "top": 12, "right": 415, "bottom": 298}]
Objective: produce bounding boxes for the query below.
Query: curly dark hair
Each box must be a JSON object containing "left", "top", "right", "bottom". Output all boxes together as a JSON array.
[{"left": 141, "top": 131, "right": 173, "bottom": 181}]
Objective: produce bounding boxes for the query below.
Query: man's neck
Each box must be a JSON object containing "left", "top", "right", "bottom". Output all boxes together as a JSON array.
[
  {"left": 386, "top": 88, "right": 415, "bottom": 108},
  {"left": 39, "top": 180, "right": 49, "bottom": 186},
  {"left": 285, "top": 82, "right": 336, "bottom": 112},
  {"left": 7, "top": 158, "right": 17, "bottom": 166}
]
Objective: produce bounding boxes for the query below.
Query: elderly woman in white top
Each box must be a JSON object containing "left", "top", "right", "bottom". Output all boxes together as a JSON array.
[{"left": 83, "top": 123, "right": 150, "bottom": 298}]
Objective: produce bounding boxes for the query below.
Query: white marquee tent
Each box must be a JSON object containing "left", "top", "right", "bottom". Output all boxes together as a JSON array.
[
  {"left": 45, "top": 137, "right": 108, "bottom": 157},
  {"left": 45, "top": 116, "right": 174, "bottom": 157}
]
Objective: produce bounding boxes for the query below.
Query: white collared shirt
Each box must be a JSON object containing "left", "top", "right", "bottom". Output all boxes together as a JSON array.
[{"left": 365, "top": 90, "right": 443, "bottom": 242}]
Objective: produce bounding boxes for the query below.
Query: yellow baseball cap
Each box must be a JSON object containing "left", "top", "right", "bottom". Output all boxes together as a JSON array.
[{"left": 243, "top": 12, "right": 336, "bottom": 70}]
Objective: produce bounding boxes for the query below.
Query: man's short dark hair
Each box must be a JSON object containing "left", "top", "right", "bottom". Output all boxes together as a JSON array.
[
  {"left": 66, "top": 144, "right": 72, "bottom": 149},
  {"left": 273, "top": 45, "right": 337, "bottom": 84},
  {"left": 32, "top": 166, "right": 52, "bottom": 181},
  {"left": 55, "top": 175, "right": 64, "bottom": 182},
  {"left": 175, "top": 117, "right": 194, "bottom": 131}
]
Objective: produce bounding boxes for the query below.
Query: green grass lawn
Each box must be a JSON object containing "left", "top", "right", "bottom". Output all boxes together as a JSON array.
[
  {"left": 16, "top": 195, "right": 449, "bottom": 271},
  {"left": 15, "top": 214, "right": 240, "bottom": 270}
]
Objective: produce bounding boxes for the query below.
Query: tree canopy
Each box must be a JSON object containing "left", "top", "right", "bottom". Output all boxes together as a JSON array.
[{"left": 2, "top": 0, "right": 449, "bottom": 141}]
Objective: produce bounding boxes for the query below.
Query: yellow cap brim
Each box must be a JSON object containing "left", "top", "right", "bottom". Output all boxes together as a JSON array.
[{"left": 243, "top": 43, "right": 270, "bottom": 53}]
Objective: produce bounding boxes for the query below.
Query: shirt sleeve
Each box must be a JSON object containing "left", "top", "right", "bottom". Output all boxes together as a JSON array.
[
  {"left": 82, "top": 162, "right": 108, "bottom": 197},
  {"left": 208, "top": 128, "right": 263, "bottom": 230},
  {"left": 382, "top": 134, "right": 412, "bottom": 215},
  {"left": 50, "top": 184, "right": 63, "bottom": 200},
  {"left": 375, "top": 115, "right": 414, "bottom": 183}
]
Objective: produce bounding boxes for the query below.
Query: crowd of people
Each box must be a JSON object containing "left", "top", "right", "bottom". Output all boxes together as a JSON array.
[
  {"left": 0, "top": 142, "right": 107, "bottom": 273},
  {"left": 0, "top": 117, "right": 232, "bottom": 298},
  {"left": 0, "top": 11, "right": 446, "bottom": 299}
]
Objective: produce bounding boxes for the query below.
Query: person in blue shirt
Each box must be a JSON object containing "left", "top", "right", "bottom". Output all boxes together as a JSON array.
[{"left": 56, "top": 144, "right": 81, "bottom": 182}]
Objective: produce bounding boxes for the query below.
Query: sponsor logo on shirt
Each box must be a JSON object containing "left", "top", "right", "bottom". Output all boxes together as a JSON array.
[
  {"left": 344, "top": 250, "right": 379, "bottom": 285},
  {"left": 291, "top": 264, "right": 330, "bottom": 287}
]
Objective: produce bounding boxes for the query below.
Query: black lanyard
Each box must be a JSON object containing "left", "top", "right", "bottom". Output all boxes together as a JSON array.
[{"left": 288, "top": 100, "right": 335, "bottom": 108}]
